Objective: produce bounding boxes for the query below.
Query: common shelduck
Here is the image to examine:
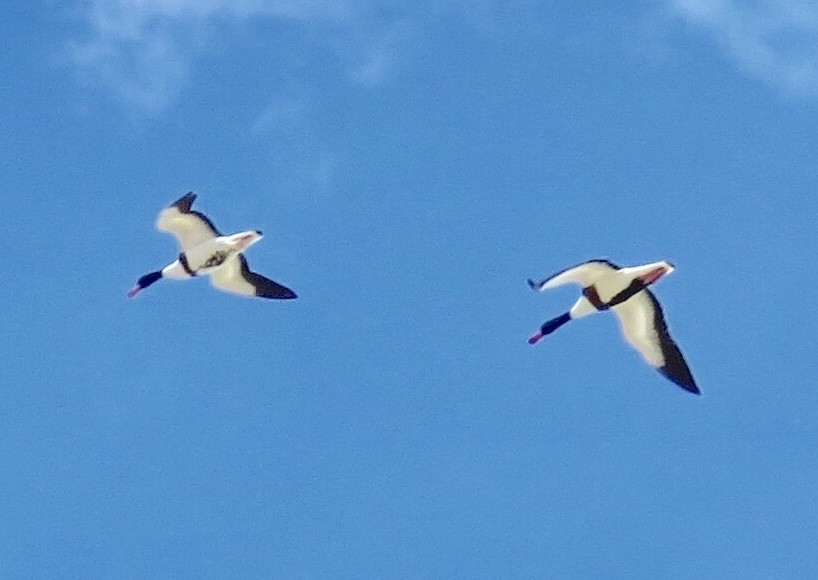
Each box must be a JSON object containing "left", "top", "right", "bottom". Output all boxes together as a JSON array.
[
  {"left": 127, "top": 192, "right": 297, "bottom": 300},
  {"left": 527, "top": 259, "right": 699, "bottom": 394}
]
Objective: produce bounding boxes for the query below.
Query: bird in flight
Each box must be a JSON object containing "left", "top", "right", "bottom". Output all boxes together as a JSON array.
[
  {"left": 127, "top": 192, "right": 297, "bottom": 300},
  {"left": 527, "top": 259, "right": 698, "bottom": 394}
]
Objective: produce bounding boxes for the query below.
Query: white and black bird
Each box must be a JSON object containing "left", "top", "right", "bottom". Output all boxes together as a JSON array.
[
  {"left": 527, "top": 259, "right": 698, "bottom": 394},
  {"left": 127, "top": 192, "right": 297, "bottom": 300}
]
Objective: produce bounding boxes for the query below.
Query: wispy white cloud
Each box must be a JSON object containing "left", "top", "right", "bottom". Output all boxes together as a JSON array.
[
  {"left": 248, "top": 94, "right": 338, "bottom": 195},
  {"left": 251, "top": 97, "right": 306, "bottom": 135},
  {"left": 67, "top": 0, "right": 405, "bottom": 114},
  {"left": 346, "top": 20, "right": 409, "bottom": 88},
  {"left": 668, "top": 0, "right": 818, "bottom": 97},
  {"left": 68, "top": 16, "right": 191, "bottom": 114}
]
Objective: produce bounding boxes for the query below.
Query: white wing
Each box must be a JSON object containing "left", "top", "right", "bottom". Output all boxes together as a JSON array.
[
  {"left": 528, "top": 259, "right": 620, "bottom": 291},
  {"left": 156, "top": 192, "right": 221, "bottom": 252},
  {"left": 613, "top": 290, "right": 699, "bottom": 394},
  {"left": 614, "top": 291, "right": 663, "bottom": 367},
  {"left": 210, "top": 255, "right": 297, "bottom": 300}
]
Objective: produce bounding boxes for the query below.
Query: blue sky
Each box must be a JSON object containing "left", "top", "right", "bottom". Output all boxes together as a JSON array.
[{"left": 3, "top": 0, "right": 818, "bottom": 577}]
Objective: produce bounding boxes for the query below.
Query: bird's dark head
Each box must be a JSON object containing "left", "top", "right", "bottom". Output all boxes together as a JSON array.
[{"left": 127, "top": 270, "right": 162, "bottom": 298}]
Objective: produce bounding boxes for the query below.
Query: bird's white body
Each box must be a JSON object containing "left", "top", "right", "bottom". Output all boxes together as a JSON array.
[
  {"left": 528, "top": 259, "right": 698, "bottom": 394},
  {"left": 127, "top": 192, "right": 296, "bottom": 300},
  {"left": 160, "top": 233, "right": 261, "bottom": 280}
]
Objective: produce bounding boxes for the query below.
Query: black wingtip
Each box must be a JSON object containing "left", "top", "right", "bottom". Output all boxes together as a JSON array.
[
  {"left": 527, "top": 278, "right": 541, "bottom": 290},
  {"left": 659, "top": 367, "right": 700, "bottom": 395},
  {"left": 255, "top": 285, "right": 298, "bottom": 300},
  {"left": 171, "top": 191, "right": 197, "bottom": 212}
]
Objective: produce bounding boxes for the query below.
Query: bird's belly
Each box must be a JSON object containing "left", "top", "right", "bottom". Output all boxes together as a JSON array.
[
  {"left": 593, "top": 274, "right": 637, "bottom": 303},
  {"left": 184, "top": 240, "right": 235, "bottom": 273}
]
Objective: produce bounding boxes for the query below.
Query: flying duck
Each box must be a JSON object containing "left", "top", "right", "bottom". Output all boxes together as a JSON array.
[
  {"left": 527, "top": 259, "right": 699, "bottom": 394},
  {"left": 127, "top": 192, "right": 297, "bottom": 300}
]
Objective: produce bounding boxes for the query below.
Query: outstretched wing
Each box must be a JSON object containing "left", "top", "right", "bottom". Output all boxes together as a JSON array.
[
  {"left": 156, "top": 192, "right": 221, "bottom": 252},
  {"left": 528, "top": 259, "right": 620, "bottom": 291},
  {"left": 613, "top": 290, "right": 699, "bottom": 394},
  {"left": 210, "top": 255, "right": 297, "bottom": 300}
]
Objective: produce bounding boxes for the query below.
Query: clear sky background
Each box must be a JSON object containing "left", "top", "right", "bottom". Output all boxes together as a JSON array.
[{"left": 3, "top": 1, "right": 818, "bottom": 578}]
